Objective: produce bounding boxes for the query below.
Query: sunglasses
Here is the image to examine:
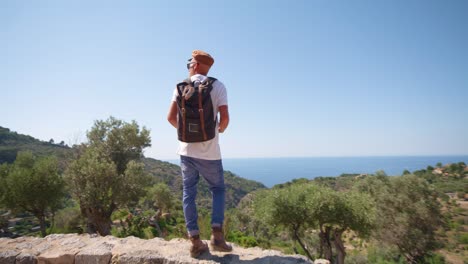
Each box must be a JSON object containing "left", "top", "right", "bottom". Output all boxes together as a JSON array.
[{"left": 186, "top": 62, "right": 198, "bottom": 70}]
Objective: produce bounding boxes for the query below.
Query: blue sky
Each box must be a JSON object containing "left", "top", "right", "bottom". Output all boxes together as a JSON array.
[{"left": 1, "top": 0, "right": 467, "bottom": 160}]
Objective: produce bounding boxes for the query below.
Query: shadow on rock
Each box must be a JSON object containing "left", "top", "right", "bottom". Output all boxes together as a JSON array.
[{"left": 198, "top": 251, "right": 312, "bottom": 264}]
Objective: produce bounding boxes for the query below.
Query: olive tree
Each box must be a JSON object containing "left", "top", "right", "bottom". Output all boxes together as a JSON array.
[
  {"left": 149, "top": 183, "right": 174, "bottom": 214},
  {"left": 1, "top": 151, "right": 66, "bottom": 237},
  {"left": 254, "top": 183, "right": 375, "bottom": 263},
  {"left": 377, "top": 175, "right": 442, "bottom": 263},
  {"left": 65, "top": 117, "right": 152, "bottom": 235},
  {"left": 255, "top": 184, "right": 315, "bottom": 259}
]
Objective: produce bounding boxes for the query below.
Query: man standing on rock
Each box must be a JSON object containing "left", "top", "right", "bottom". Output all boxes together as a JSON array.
[{"left": 167, "top": 50, "right": 232, "bottom": 257}]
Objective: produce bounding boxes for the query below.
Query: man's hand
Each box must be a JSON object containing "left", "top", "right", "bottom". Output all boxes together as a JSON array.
[{"left": 218, "top": 105, "right": 229, "bottom": 133}]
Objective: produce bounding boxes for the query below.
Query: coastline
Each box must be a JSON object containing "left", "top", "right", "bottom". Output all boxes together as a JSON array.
[{"left": 165, "top": 155, "right": 468, "bottom": 187}]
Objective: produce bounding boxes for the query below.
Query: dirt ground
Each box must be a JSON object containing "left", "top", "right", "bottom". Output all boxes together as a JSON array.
[
  {"left": 443, "top": 199, "right": 468, "bottom": 264},
  {"left": 456, "top": 199, "right": 468, "bottom": 210},
  {"left": 438, "top": 249, "right": 465, "bottom": 264}
]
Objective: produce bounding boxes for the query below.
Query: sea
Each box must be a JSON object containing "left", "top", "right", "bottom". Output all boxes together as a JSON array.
[{"left": 168, "top": 156, "right": 468, "bottom": 188}]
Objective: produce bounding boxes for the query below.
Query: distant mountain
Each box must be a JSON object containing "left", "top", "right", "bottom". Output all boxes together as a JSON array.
[
  {"left": 143, "top": 157, "right": 266, "bottom": 208},
  {"left": 0, "top": 126, "right": 70, "bottom": 165},
  {"left": 0, "top": 126, "right": 266, "bottom": 208}
]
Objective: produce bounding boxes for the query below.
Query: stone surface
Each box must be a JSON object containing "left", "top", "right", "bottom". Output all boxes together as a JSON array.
[
  {"left": 313, "top": 259, "right": 330, "bottom": 264},
  {"left": 16, "top": 253, "right": 37, "bottom": 264},
  {"left": 0, "top": 234, "right": 312, "bottom": 264},
  {"left": 0, "top": 250, "right": 18, "bottom": 264},
  {"left": 75, "top": 241, "right": 114, "bottom": 264}
]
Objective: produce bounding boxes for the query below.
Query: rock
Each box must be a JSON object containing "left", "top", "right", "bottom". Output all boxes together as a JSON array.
[
  {"left": 75, "top": 241, "right": 114, "bottom": 264},
  {"left": 0, "top": 250, "right": 19, "bottom": 264},
  {"left": 37, "top": 249, "right": 76, "bottom": 264},
  {"left": 313, "top": 259, "right": 330, "bottom": 264},
  {"left": 16, "top": 252, "right": 38, "bottom": 264},
  {"left": 0, "top": 234, "right": 313, "bottom": 264}
]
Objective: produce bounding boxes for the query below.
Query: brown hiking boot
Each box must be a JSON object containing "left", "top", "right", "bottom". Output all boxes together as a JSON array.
[
  {"left": 189, "top": 235, "right": 208, "bottom": 258},
  {"left": 210, "top": 227, "right": 233, "bottom": 252}
]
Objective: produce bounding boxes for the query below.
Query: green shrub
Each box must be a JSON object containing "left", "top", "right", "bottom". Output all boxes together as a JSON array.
[
  {"left": 457, "top": 233, "right": 468, "bottom": 244},
  {"left": 424, "top": 253, "right": 446, "bottom": 264},
  {"left": 227, "top": 230, "right": 258, "bottom": 247},
  {"left": 114, "top": 215, "right": 149, "bottom": 238},
  {"left": 367, "top": 245, "right": 404, "bottom": 264},
  {"left": 52, "top": 205, "right": 84, "bottom": 234},
  {"left": 111, "top": 209, "right": 130, "bottom": 221},
  {"left": 345, "top": 253, "right": 368, "bottom": 264}
]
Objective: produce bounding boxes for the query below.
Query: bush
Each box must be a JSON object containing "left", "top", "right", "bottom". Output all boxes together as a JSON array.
[
  {"left": 114, "top": 214, "right": 149, "bottom": 238},
  {"left": 424, "top": 253, "right": 446, "bottom": 264},
  {"left": 458, "top": 233, "right": 468, "bottom": 244},
  {"left": 227, "top": 230, "right": 258, "bottom": 247},
  {"left": 112, "top": 209, "right": 130, "bottom": 221},
  {"left": 51, "top": 205, "right": 84, "bottom": 234},
  {"left": 345, "top": 253, "right": 368, "bottom": 264},
  {"left": 367, "top": 245, "right": 404, "bottom": 264}
]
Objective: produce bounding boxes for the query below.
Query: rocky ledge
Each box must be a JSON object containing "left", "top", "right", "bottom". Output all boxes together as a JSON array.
[{"left": 0, "top": 234, "right": 315, "bottom": 264}]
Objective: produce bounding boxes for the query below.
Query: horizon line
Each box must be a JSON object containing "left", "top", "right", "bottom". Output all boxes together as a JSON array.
[{"left": 155, "top": 154, "right": 468, "bottom": 161}]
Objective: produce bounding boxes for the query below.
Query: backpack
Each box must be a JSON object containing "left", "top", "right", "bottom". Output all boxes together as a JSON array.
[{"left": 176, "top": 77, "right": 217, "bottom": 143}]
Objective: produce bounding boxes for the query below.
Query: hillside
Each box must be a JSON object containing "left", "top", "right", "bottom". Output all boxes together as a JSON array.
[
  {"left": 0, "top": 126, "right": 70, "bottom": 165},
  {"left": 143, "top": 157, "right": 266, "bottom": 208},
  {"left": 0, "top": 126, "right": 266, "bottom": 209}
]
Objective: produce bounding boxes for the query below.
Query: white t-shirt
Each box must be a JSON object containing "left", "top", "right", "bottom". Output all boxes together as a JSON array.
[{"left": 171, "top": 74, "right": 228, "bottom": 160}]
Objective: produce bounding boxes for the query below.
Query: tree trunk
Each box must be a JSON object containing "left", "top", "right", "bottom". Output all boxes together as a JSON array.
[
  {"left": 319, "top": 226, "right": 333, "bottom": 261},
  {"left": 38, "top": 215, "right": 47, "bottom": 237},
  {"left": 48, "top": 211, "right": 56, "bottom": 234},
  {"left": 149, "top": 212, "right": 163, "bottom": 238},
  {"left": 333, "top": 228, "right": 346, "bottom": 264},
  {"left": 293, "top": 227, "right": 314, "bottom": 261},
  {"left": 85, "top": 207, "right": 112, "bottom": 236}
]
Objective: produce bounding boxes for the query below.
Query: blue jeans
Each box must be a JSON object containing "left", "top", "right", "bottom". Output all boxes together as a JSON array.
[{"left": 180, "top": 155, "right": 225, "bottom": 236}]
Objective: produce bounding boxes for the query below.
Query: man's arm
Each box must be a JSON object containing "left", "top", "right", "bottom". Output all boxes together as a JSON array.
[
  {"left": 167, "top": 101, "right": 178, "bottom": 128},
  {"left": 218, "top": 105, "right": 229, "bottom": 133}
]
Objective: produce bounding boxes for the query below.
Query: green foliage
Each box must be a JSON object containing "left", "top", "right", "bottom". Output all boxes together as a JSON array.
[
  {"left": 141, "top": 158, "right": 265, "bottom": 211},
  {"left": 255, "top": 183, "right": 312, "bottom": 231},
  {"left": 140, "top": 183, "right": 174, "bottom": 213},
  {"left": 66, "top": 147, "right": 118, "bottom": 212},
  {"left": 64, "top": 117, "right": 152, "bottom": 235},
  {"left": 86, "top": 116, "right": 151, "bottom": 175},
  {"left": 366, "top": 245, "right": 405, "bottom": 264},
  {"left": 0, "top": 163, "right": 10, "bottom": 207},
  {"left": 338, "top": 191, "right": 375, "bottom": 236},
  {"left": 1, "top": 151, "right": 66, "bottom": 237},
  {"left": 227, "top": 230, "right": 258, "bottom": 247},
  {"left": 112, "top": 209, "right": 130, "bottom": 221},
  {"left": 360, "top": 174, "right": 443, "bottom": 262},
  {"left": 424, "top": 253, "right": 446, "bottom": 264},
  {"left": 1, "top": 125, "right": 265, "bottom": 223},
  {"left": 457, "top": 233, "right": 468, "bottom": 244},
  {"left": 223, "top": 171, "right": 266, "bottom": 208},
  {"left": 0, "top": 213, "right": 8, "bottom": 233},
  {"left": 253, "top": 182, "right": 375, "bottom": 262},
  {"left": 0, "top": 126, "right": 70, "bottom": 166},
  {"left": 3, "top": 124, "right": 464, "bottom": 262},
  {"left": 114, "top": 214, "right": 151, "bottom": 238},
  {"left": 51, "top": 204, "right": 84, "bottom": 234}
]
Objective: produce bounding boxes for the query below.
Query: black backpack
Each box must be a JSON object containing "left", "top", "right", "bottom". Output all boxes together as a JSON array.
[{"left": 176, "top": 77, "right": 217, "bottom": 143}]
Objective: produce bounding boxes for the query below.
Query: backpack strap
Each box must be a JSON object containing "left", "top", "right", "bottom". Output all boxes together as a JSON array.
[
  {"left": 197, "top": 77, "right": 217, "bottom": 141},
  {"left": 180, "top": 78, "right": 192, "bottom": 142},
  {"left": 198, "top": 90, "right": 207, "bottom": 141}
]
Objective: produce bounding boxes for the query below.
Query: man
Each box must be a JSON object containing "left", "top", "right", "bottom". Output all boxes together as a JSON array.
[{"left": 167, "top": 50, "right": 232, "bottom": 257}]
